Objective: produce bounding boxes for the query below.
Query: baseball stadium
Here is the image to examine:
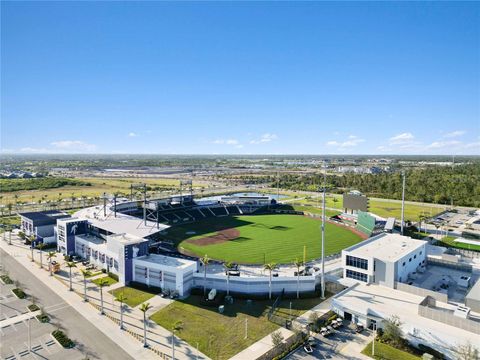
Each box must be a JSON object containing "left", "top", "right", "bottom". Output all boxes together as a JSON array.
[{"left": 114, "top": 190, "right": 373, "bottom": 265}]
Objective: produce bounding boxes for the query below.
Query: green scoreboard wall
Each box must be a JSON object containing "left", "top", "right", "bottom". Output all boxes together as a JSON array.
[{"left": 356, "top": 211, "right": 376, "bottom": 236}]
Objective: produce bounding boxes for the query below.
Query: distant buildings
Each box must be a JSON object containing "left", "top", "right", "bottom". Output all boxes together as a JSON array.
[{"left": 0, "top": 171, "right": 45, "bottom": 179}]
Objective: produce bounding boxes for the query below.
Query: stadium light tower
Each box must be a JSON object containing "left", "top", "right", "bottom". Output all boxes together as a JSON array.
[
  {"left": 400, "top": 171, "right": 406, "bottom": 235},
  {"left": 321, "top": 162, "right": 326, "bottom": 299}
]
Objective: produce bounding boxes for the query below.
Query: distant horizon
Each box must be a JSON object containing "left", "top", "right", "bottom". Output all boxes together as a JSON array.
[{"left": 1, "top": 153, "right": 479, "bottom": 158}]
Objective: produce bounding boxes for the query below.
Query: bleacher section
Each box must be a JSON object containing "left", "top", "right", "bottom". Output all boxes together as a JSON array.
[
  {"left": 121, "top": 196, "right": 269, "bottom": 227},
  {"left": 210, "top": 206, "right": 228, "bottom": 217}
]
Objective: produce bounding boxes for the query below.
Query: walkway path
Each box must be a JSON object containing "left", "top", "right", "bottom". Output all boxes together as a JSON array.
[{"left": 0, "top": 234, "right": 209, "bottom": 360}]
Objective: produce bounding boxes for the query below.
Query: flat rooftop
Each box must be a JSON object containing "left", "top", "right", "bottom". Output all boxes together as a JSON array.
[
  {"left": 19, "top": 210, "right": 70, "bottom": 224},
  {"left": 135, "top": 254, "right": 196, "bottom": 269},
  {"left": 333, "top": 283, "right": 479, "bottom": 358},
  {"left": 73, "top": 206, "right": 169, "bottom": 239},
  {"left": 76, "top": 233, "right": 105, "bottom": 245},
  {"left": 345, "top": 233, "right": 426, "bottom": 262}
]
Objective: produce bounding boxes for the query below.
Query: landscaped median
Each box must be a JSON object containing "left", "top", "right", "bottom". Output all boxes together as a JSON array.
[
  {"left": 150, "top": 293, "right": 325, "bottom": 360},
  {"left": 51, "top": 329, "right": 75, "bottom": 348}
]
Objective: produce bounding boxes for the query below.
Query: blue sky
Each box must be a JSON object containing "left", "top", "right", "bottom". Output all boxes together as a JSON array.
[{"left": 1, "top": 2, "right": 479, "bottom": 155}]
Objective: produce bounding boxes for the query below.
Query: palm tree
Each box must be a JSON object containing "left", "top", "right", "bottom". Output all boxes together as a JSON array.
[
  {"left": 293, "top": 259, "right": 304, "bottom": 299},
  {"left": 115, "top": 293, "right": 128, "bottom": 330},
  {"left": 47, "top": 252, "right": 56, "bottom": 276},
  {"left": 65, "top": 261, "right": 76, "bottom": 291},
  {"left": 171, "top": 320, "right": 183, "bottom": 360},
  {"left": 223, "top": 261, "right": 234, "bottom": 296},
  {"left": 200, "top": 255, "right": 210, "bottom": 297},
  {"left": 139, "top": 302, "right": 152, "bottom": 348},
  {"left": 97, "top": 278, "right": 109, "bottom": 315},
  {"left": 80, "top": 269, "right": 91, "bottom": 302},
  {"left": 36, "top": 243, "right": 47, "bottom": 269},
  {"left": 264, "top": 263, "right": 277, "bottom": 299},
  {"left": 29, "top": 234, "right": 36, "bottom": 262}
]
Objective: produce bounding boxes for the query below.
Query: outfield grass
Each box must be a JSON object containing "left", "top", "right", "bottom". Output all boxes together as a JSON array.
[
  {"left": 91, "top": 275, "right": 118, "bottom": 286},
  {"left": 168, "top": 214, "right": 363, "bottom": 264},
  {"left": 435, "top": 236, "right": 480, "bottom": 251},
  {"left": 283, "top": 192, "right": 444, "bottom": 221},
  {"left": 362, "top": 341, "right": 421, "bottom": 360},
  {"left": 150, "top": 294, "right": 324, "bottom": 360},
  {"left": 109, "top": 286, "right": 158, "bottom": 307}
]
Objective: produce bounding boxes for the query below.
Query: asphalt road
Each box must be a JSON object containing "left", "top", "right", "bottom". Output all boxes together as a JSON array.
[{"left": 1, "top": 248, "right": 133, "bottom": 360}]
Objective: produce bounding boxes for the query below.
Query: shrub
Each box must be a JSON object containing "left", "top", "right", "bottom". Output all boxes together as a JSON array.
[
  {"left": 28, "top": 304, "right": 40, "bottom": 311},
  {"left": 12, "top": 288, "right": 27, "bottom": 299},
  {"left": 417, "top": 344, "right": 445, "bottom": 359},
  {"left": 107, "top": 272, "right": 119, "bottom": 281},
  {"left": 52, "top": 330, "right": 75, "bottom": 348},
  {"left": 37, "top": 314, "right": 50, "bottom": 323},
  {"left": 0, "top": 274, "right": 13, "bottom": 284}
]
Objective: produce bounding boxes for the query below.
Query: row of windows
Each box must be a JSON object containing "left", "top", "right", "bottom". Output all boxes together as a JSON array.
[
  {"left": 401, "top": 250, "right": 423, "bottom": 267},
  {"left": 346, "top": 255, "right": 368, "bottom": 270},
  {"left": 346, "top": 269, "right": 368, "bottom": 282}
]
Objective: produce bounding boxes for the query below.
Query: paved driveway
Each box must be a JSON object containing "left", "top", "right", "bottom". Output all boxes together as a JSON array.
[
  {"left": 286, "top": 325, "right": 372, "bottom": 360},
  {"left": 1, "top": 248, "right": 133, "bottom": 360}
]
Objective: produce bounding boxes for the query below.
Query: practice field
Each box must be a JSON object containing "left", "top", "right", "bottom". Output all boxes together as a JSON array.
[{"left": 167, "top": 214, "right": 365, "bottom": 264}]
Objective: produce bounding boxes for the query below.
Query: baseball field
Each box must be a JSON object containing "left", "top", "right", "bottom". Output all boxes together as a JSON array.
[{"left": 167, "top": 214, "right": 365, "bottom": 264}]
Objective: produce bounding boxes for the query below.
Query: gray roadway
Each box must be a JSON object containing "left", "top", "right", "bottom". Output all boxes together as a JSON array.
[{"left": 1, "top": 248, "right": 133, "bottom": 360}]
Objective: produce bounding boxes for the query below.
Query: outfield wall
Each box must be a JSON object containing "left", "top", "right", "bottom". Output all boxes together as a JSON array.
[{"left": 192, "top": 273, "right": 317, "bottom": 295}]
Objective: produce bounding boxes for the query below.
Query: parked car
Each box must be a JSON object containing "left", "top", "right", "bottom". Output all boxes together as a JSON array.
[
  {"left": 355, "top": 324, "right": 364, "bottom": 333},
  {"left": 303, "top": 345, "right": 313, "bottom": 354},
  {"left": 161, "top": 289, "right": 170, "bottom": 298},
  {"left": 307, "top": 337, "right": 317, "bottom": 347}
]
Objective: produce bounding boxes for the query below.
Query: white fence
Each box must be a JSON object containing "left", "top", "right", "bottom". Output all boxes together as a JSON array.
[{"left": 192, "top": 273, "right": 317, "bottom": 295}]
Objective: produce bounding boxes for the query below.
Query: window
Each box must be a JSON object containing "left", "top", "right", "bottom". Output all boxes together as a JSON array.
[
  {"left": 346, "top": 269, "right": 368, "bottom": 282},
  {"left": 346, "top": 255, "right": 368, "bottom": 270},
  {"left": 402, "top": 262, "right": 406, "bottom": 266},
  {"left": 409, "top": 258, "right": 412, "bottom": 262},
  {"left": 420, "top": 251, "right": 422, "bottom": 255},
  {"left": 414, "top": 255, "right": 417, "bottom": 259}
]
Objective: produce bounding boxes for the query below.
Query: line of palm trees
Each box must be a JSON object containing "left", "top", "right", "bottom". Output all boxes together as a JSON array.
[
  {"left": 21, "top": 236, "right": 172, "bottom": 356},
  {"left": 200, "top": 254, "right": 307, "bottom": 300}
]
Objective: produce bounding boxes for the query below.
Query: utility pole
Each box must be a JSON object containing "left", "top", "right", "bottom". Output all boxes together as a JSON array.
[
  {"left": 28, "top": 316, "right": 31, "bottom": 352},
  {"left": 276, "top": 171, "right": 280, "bottom": 201},
  {"left": 321, "top": 162, "right": 326, "bottom": 299},
  {"left": 143, "top": 185, "right": 147, "bottom": 226},
  {"left": 400, "top": 171, "right": 406, "bottom": 235},
  {"left": 244, "top": 318, "right": 248, "bottom": 339}
]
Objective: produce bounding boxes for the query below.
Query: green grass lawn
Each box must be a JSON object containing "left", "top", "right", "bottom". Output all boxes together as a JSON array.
[
  {"left": 435, "top": 236, "right": 480, "bottom": 251},
  {"left": 167, "top": 214, "right": 362, "bottom": 264},
  {"left": 109, "top": 286, "right": 158, "bottom": 307},
  {"left": 367, "top": 199, "right": 443, "bottom": 221},
  {"left": 362, "top": 341, "right": 421, "bottom": 360},
  {"left": 150, "top": 294, "right": 324, "bottom": 360},
  {"left": 91, "top": 275, "right": 118, "bottom": 286}
]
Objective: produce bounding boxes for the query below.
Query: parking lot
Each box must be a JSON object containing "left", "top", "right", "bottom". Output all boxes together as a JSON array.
[
  {"left": 0, "top": 281, "right": 85, "bottom": 360},
  {"left": 286, "top": 324, "right": 372, "bottom": 359}
]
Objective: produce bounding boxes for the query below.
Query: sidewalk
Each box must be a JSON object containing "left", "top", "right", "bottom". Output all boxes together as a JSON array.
[{"left": 0, "top": 235, "right": 209, "bottom": 360}]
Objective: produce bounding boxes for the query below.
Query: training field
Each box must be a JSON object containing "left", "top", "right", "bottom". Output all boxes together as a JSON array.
[{"left": 167, "top": 214, "right": 365, "bottom": 264}]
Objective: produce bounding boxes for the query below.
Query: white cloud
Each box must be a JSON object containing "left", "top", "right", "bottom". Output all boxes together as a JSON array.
[
  {"left": 464, "top": 141, "right": 480, "bottom": 149},
  {"left": 212, "top": 138, "right": 240, "bottom": 146},
  {"left": 50, "top": 140, "right": 97, "bottom": 152},
  {"left": 19, "top": 147, "right": 51, "bottom": 153},
  {"left": 325, "top": 135, "right": 365, "bottom": 148},
  {"left": 426, "top": 140, "right": 462, "bottom": 149},
  {"left": 443, "top": 130, "right": 465, "bottom": 138},
  {"left": 128, "top": 132, "right": 139, "bottom": 137},
  {"left": 389, "top": 132, "right": 414, "bottom": 144},
  {"left": 250, "top": 133, "right": 278, "bottom": 144}
]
